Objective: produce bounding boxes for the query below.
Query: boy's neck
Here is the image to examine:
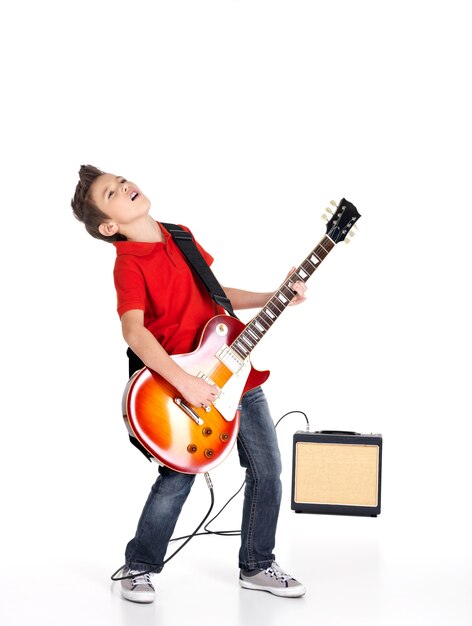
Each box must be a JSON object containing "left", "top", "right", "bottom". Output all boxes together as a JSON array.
[{"left": 123, "top": 216, "right": 164, "bottom": 243}]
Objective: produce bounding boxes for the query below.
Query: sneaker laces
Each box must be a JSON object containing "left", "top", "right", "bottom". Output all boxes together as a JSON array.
[
  {"left": 263, "top": 562, "right": 292, "bottom": 583},
  {"left": 129, "top": 570, "right": 153, "bottom": 588}
]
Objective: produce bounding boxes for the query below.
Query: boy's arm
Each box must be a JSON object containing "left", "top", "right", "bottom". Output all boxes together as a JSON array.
[
  {"left": 222, "top": 287, "right": 274, "bottom": 310},
  {"left": 121, "top": 309, "right": 218, "bottom": 408}
]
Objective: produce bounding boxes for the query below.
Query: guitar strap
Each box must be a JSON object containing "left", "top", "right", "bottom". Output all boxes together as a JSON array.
[
  {"left": 126, "top": 222, "right": 237, "bottom": 461},
  {"left": 161, "top": 222, "right": 238, "bottom": 319}
]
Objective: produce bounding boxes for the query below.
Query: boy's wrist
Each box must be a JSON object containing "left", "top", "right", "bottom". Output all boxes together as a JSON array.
[{"left": 166, "top": 365, "right": 191, "bottom": 392}]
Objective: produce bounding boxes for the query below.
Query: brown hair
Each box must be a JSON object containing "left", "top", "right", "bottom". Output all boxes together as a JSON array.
[{"left": 71, "top": 164, "right": 127, "bottom": 243}]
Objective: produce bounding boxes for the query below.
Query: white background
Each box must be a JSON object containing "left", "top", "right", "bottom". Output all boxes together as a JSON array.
[{"left": 1, "top": 1, "right": 471, "bottom": 625}]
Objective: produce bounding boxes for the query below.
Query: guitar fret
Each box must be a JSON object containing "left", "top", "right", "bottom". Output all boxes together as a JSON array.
[
  {"left": 318, "top": 237, "right": 335, "bottom": 255},
  {"left": 241, "top": 335, "right": 254, "bottom": 348},
  {"left": 303, "top": 258, "right": 317, "bottom": 273},
  {"left": 248, "top": 325, "right": 262, "bottom": 340},
  {"left": 254, "top": 320, "right": 266, "bottom": 333},
  {"left": 233, "top": 343, "right": 248, "bottom": 358},
  {"left": 259, "top": 309, "right": 274, "bottom": 327},
  {"left": 255, "top": 314, "right": 270, "bottom": 330},
  {"left": 268, "top": 298, "right": 283, "bottom": 314},
  {"left": 297, "top": 268, "right": 308, "bottom": 280},
  {"left": 280, "top": 284, "right": 294, "bottom": 299}
]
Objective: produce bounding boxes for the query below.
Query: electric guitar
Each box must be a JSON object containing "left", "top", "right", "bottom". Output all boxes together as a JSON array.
[{"left": 122, "top": 199, "right": 361, "bottom": 473}]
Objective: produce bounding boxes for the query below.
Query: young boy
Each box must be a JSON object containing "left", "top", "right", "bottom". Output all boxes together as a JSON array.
[{"left": 71, "top": 165, "right": 307, "bottom": 603}]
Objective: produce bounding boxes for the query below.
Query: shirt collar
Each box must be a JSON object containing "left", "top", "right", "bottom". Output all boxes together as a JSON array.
[{"left": 113, "top": 222, "right": 171, "bottom": 257}]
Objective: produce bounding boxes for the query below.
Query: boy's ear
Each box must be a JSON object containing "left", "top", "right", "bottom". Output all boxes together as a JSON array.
[{"left": 99, "top": 221, "right": 119, "bottom": 238}]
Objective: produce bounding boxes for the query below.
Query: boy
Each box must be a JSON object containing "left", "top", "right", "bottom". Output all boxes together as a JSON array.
[{"left": 71, "top": 165, "right": 307, "bottom": 603}]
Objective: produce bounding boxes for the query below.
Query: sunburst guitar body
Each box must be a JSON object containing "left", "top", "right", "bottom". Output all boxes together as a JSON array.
[{"left": 123, "top": 315, "right": 268, "bottom": 473}]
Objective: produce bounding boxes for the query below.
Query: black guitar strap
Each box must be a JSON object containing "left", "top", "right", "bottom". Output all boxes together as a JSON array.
[{"left": 161, "top": 222, "right": 238, "bottom": 319}]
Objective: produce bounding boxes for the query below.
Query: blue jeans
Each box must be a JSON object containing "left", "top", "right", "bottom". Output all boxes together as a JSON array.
[{"left": 125, "top": 386, "right": 282, "bottom": 572}]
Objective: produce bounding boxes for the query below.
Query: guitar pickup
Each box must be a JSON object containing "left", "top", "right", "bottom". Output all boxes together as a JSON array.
[{"left": 215, "top": 346, "right": 245, "bottom": 374}]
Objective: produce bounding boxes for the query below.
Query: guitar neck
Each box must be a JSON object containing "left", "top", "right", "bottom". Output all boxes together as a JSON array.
[{"left": 230, "top": 234, "right": 335, "bottom": 359}]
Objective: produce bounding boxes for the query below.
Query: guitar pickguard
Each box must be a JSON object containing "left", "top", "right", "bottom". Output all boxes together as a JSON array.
[{"left": 213, "top": 357, "right": 251, "bottom": 421}]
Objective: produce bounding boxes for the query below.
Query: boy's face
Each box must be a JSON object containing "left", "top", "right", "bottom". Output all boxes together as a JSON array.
[{"left": 89, "top": 173, "right": 151, "bottom": 235}]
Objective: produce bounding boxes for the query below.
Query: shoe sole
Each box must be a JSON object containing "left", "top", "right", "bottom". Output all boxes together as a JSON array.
[
  {"left": 121, "top": 589, "right": 155, "bottom": 604},
  {"left": 239, "top": 579, "right": 306, "bottom": 598}
]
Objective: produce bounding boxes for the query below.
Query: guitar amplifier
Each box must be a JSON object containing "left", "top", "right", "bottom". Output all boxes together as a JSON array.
[{"left": 291, "top": 430, "right": 382, "bottom": 517}]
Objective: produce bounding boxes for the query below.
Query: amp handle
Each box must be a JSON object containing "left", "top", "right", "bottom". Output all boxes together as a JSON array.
[{"left": 315, "top": 430, "right": 360, "bottom": 435}]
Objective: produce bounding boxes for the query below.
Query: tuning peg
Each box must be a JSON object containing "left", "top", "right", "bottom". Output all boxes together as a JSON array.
[
  {"left": 344, "top": 231, "right": 356, "bottom": 244},
  {"left": 325, "top": 207, "right": 334, "bottom": 215},
  {"left": 330, "top": 200, "right": 338, "bottom": 208},
  {"left": 321, "top": 213, "right": 329, "bottom": 222}
]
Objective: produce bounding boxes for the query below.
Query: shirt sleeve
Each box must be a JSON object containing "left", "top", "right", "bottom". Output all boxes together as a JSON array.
[{"left": 114, "top": 258, "right": 146, "bottom": 318}]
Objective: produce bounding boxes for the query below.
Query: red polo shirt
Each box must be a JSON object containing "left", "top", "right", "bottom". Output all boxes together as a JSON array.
[{"left": 113, "top": 223, "right": 224, "bottom": 355}]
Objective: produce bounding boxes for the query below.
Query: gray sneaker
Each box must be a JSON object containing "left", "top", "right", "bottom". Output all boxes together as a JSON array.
[
  {"left": 121, "top": 569, "right": 156, "bottom": 603},
  {"left": 239, "top": 561, "right": 306, "bottom": 597}
]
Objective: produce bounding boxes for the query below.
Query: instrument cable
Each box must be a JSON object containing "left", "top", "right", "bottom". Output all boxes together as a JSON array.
[{"left": 111, "top": 410, "right": 309, "bottom": 581}]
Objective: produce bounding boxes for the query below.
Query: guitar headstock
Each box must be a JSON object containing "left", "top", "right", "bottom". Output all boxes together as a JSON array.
[{"left": 324, "top": 198, "right": 361, "bottom": 244}]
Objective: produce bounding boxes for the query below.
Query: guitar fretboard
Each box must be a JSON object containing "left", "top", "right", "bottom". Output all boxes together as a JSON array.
[{"left": 231, "top": 235, "right": 335, "bottom": 359}]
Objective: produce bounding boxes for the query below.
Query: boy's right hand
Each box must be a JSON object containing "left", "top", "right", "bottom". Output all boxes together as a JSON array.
[{"left": 176, "top": 373, "right": 219, "bottom": 409}]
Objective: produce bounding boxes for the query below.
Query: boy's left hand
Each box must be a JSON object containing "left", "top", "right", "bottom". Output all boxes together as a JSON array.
[{"left": 287, "top": 267, "right": 307, "bottom": 306}]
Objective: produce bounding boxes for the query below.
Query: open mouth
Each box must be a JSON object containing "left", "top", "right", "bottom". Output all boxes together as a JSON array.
[{"left": 130, "top": 191, "right": 139, "bottom": 201}]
